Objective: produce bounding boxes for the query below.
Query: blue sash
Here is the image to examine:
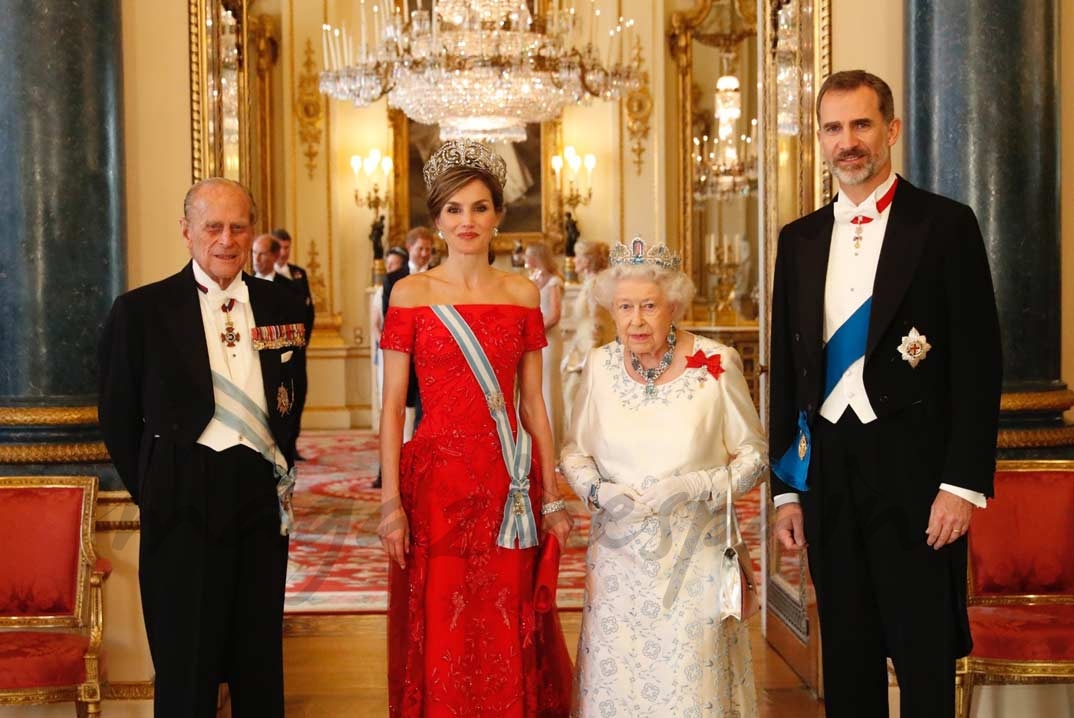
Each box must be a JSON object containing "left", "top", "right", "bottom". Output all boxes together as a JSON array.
[
  {"left": 431, "top": 305, "right": 538, "bottom": 549},
  {"left": 210, "top": 370, "right": 297, "bottom": 535},
  {"left": 772, "top": 298, "right": 872, "bottom": 492}
]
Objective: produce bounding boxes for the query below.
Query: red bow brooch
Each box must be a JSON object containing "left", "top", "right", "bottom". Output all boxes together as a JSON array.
[{"left": 686, "top": 350, "right": 724, "bottom": 380}]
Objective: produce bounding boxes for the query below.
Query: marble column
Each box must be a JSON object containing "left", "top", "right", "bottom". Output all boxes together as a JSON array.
[
  {"left": 0, "top": 0, "right": 125, "bottom": 482},
  {"left": 905, "top": 0, "right": 1073, "bottom": 456}
]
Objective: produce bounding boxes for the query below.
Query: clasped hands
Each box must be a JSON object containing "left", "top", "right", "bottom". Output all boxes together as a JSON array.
[{"left": 597, "top": 468, "right": 724, "bottom": 520}]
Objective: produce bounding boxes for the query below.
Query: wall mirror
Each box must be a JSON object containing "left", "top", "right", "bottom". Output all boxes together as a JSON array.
[
  {"left": 669, "top": 0, "right": 760, "bottom": 326},
  {"left": 760, "top": 0, "right": 831, "bottom": 690},
  {"left": 189, "top": 0, "right": 279, "bottom": 230}
]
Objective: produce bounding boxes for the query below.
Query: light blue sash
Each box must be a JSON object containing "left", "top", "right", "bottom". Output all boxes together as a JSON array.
[
  {"left": 772, "top": 297, "right": 872, "bottom": 492},
  {"left": 211, "top": 370, "right": 297, "bottom": 535},
  {"left": 431, "top": 305, "right": 538, "bottom": 550}
]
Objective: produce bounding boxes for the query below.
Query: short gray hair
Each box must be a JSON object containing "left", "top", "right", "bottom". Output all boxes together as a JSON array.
[{"left": 591, "top": 263, "right": 696, "bottom": 321}]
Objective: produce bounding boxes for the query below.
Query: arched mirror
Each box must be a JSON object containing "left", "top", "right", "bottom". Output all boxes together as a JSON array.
[{"left": 190, "top": 0, "right": 280, "bottom": 230}]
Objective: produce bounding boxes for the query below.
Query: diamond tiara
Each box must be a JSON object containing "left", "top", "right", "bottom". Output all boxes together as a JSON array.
[
  {"left": 422, "top": 139, "right": 508, "bottom": 192},
  {"left": 608, "top": 235, "right": 682, "bottom": 271}
]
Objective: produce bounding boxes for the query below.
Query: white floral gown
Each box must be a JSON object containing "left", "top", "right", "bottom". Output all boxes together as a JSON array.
[{"left": 561, "top": 335, "right": 767, "bottom": 718}]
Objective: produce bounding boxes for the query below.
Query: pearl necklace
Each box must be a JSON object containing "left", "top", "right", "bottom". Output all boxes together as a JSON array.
[{"left": 629, "top": 328, "right": 677, "bottom": 397}]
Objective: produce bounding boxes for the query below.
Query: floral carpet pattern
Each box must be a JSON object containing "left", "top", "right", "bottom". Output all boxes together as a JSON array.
[{"left": 285, "top": 430, "right": 763, "bottom": 613}]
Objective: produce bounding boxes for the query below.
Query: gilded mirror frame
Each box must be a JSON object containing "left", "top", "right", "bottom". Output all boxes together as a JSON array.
[
  {"left": 388, "top": 110, "right": 563, "bottom": 254},
  {"left": 668, "top": 0, "right": 759, "bottom": 320},
  {"left": 189, "top": 0, "right": 279, "bottom": 230},
  {"left": 761, "top": 0, "right": 831, "bottom": 641}
]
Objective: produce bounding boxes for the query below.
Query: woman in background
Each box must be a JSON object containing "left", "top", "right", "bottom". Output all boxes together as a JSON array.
[
  {"left": 561, "top": 240, "right": 614, "bottom": 436},
  {"left": 525, "top": 241, "right": 564, "bottom": 451}
]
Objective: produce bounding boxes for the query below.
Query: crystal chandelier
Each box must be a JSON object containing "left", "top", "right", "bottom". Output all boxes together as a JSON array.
[
  {"left": 693, "top": 52, "right": 757, "bottom": 201},
  {"left": 319, "top": 1, "right": 640, "bottom": 143}
]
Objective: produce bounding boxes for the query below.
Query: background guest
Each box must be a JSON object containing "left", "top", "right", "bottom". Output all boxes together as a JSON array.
[
  {"left": 561, "top": 239, "right": 614, "bottom": 436},
  {"left": 525, "top": 240, "right": 564, "bottom": 451}
]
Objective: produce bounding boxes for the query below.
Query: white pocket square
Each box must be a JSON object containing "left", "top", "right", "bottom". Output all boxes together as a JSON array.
[{"left": 281, "top": 350, "right": 294, "bottom": 363}]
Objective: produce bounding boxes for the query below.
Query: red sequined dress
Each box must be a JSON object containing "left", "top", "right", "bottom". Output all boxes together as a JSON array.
[{"left": 380, "top": 304, "right": 568, "bottom": 718}]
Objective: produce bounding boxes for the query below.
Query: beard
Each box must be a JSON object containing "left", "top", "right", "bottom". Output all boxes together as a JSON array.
[{"left": 827, "top": 144, "right": 889, "bottom": 187}]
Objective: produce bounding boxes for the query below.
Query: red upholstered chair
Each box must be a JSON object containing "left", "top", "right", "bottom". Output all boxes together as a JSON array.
[
  {"left": 955, "top": 461, "right": 1074, "bottom": 718},
  {"left": 0, "top": 476, "right": 112, "bottom": 716}
]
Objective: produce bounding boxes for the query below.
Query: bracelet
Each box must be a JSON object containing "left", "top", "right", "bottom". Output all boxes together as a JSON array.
[
  {"left": 587, "top": 475, "right": 603, "bottom": 511},
  {"left": 541, "top": 499, "right": 568, "bottom": 515}
]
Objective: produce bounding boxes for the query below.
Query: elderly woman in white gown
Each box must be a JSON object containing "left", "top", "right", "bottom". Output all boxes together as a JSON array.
[{"left": 561, "top": 236, "right": 767, "bottom": 717}]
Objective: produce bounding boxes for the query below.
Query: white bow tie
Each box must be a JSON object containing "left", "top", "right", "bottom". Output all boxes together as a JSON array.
[
  {"left": 206, "top": 279, "right": 249, "bottom": 307},
  {"left": 833, "top": 196, "right": 880, "bottom": 226}
]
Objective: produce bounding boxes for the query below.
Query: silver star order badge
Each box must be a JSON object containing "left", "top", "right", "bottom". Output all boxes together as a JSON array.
[{"left": 898, "top": 327, "right": 932, "bottom": 368}]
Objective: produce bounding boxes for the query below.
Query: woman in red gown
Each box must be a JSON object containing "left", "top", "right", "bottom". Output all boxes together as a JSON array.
[{"left": 379, "top": 140, "right": 573, "bottom": 718}]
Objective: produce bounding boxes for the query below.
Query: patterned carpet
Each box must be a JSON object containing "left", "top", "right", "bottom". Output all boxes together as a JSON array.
[{"left": 285, "top": 430, "right": 762, "bottom": 614}]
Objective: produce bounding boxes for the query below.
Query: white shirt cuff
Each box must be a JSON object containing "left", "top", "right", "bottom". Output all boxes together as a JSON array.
[
  {"left": 773, "top": 493, "right": 800, "bottom": 508},
  {"left": 939, "top": 483, "right": 987, "bottom": 508}
]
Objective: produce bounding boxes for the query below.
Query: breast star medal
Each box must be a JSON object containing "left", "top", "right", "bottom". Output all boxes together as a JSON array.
[
  {"left": 220, "top": 299, "right": 240, "bottom": 347},
  {"left": 276, "top": 383, "right": 292, "bottom": 415},
  {"left": 797, "top": 432, "right": 808, "bottom": 460},
  {"left": 898, "top": 327, "right": 932, "bottom": 368}
]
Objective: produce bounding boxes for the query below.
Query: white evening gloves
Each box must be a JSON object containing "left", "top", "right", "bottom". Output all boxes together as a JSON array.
[{"left": 637, "top": 467, "right": 730, "bottom": 514}]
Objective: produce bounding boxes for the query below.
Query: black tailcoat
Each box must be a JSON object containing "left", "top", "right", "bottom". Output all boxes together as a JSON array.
[
  {"left": 97, "top": 261, "right": 306, "bottom": 716},
  {"left": 767, "top": 177, "right": 1002, "bottom": 712}
]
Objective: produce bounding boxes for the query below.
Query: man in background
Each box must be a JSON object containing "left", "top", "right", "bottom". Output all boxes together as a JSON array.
[
  {"left": 252, "top": 234, "right": 293, "bottom": 289},
  {"left": 270, "top": 228, "right": 313, "bottom": 457},
  {"left": 372, "top": 228, "right": 435, "bottom": 488}
]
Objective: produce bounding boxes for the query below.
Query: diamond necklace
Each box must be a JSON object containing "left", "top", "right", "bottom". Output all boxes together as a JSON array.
[{"left": 629, "top": 329, "right": 678, "bottom": 397}]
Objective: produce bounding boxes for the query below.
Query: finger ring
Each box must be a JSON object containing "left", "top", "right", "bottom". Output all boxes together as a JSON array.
[{"left": 953, "top": 528, "right": 961, "bottom": 534}]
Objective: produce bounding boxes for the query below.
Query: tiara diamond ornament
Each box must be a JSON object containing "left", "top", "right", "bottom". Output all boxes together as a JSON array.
[
  {"left": 608, "top": 235, "right": 682, "bottom": 271},
  {"left": 422, "top": 139, "right": 509, "bottom": 192}
]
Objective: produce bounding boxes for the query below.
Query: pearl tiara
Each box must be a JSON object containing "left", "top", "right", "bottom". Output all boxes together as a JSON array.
[
  {"left": 422, "top": 139, "right": 508, "bottom": 192},
  {"left": 608, "top": 235, "right": 682, "bottom": 271}
]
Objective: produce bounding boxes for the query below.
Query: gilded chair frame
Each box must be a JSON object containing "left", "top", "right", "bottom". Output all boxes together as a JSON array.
[
  {"left": 955, "top": 460, "right": 1074, "bottom": 718},
  {"left": 0, "top": 476, "right": 107, "bottom": 713}
]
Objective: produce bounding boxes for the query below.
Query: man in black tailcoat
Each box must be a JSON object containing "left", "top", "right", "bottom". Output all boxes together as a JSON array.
[
  {"left": 769, "top": 70, "right": 1001, "bottom": 718},
  {"left": 98, "top": 178, "right": 307, "bottom": 718}
]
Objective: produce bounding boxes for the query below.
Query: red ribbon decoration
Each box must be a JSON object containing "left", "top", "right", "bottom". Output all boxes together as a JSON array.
[{"left": 686, "top": 350, "right": 724, "bottom": 380}]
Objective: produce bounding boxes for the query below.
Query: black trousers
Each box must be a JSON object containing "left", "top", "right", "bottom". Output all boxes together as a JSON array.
[
  {"left": 802, "top": 411, "right": 968, "bottom": 718},
  {"left": 138, "top": 443, "right": 289, "bottom": 718}
]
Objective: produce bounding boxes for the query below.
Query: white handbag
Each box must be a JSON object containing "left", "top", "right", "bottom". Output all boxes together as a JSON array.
[{"left": 719, "top": 482, "right": 760, "bottom": 622}]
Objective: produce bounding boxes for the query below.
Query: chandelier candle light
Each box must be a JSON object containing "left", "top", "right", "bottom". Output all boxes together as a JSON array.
[
  {"left": 320, "top": 1, "right": 641, "bottom": 143},
  {"left": 351, "top": 148, "right": 393, "bottom": 215}
]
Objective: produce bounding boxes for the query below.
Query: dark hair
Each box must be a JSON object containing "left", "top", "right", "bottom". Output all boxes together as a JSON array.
[
  {"left": 270, "top": 228, "right": 292, "bottom": 243},
  {"left": 386, "top": 245, "right": 410, "bottom": 260},
  {"left": 816, "top": 70, "right": 895, "bottom": 124},
  {"left": 183, "top": 177, "right": 257, "bottom": 224},
  {"left": 426, "top": 166, "right": 505, "bottom": 221}
]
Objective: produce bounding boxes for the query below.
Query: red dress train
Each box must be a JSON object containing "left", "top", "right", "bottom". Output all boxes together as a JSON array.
[{"left": 380, "top": 304, "right": 571, "bottom": 718}]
